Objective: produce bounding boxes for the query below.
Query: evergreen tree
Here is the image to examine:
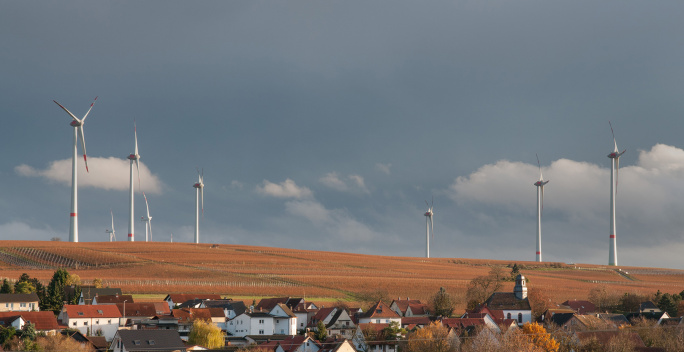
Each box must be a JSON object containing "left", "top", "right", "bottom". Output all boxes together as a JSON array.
[
  {"left": 41, "top": 269, "right": 70, "bottom": 313},
  {"left": 0, "top": 279, "right": 12, "bottom": 294},
  {"left": 431, "top": 287, "right": 456, "bottom": 317},
  {"left": 315, "top": 321, "right": 328, "bottom": 341}
]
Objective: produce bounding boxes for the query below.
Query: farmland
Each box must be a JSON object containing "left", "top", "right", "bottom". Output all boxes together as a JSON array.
[{"left": 1, "top": 240, "right": 683, "bottom": 311}]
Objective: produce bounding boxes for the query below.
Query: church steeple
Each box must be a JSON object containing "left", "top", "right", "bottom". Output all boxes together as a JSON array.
[{"left": 514, "top": 274, "right": 527, "bottom": 300}]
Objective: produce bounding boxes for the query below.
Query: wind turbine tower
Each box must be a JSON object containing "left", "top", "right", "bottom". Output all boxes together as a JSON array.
[
  {"left": 106, "top": 210, "right": 116, "bottom": 242},
  {"left": 193, "top": 170, "right": 204, "bottom": 244},
  {"left": 53, "top": 97, "right": 97, "bottom": 242},
  {"left": 533, "top": 154, "right": 549, "bottom": 262},
  {"left": 607, "top": 122, "right": 625, "bottom": 266},
  {"left": 424, "top": 199, "right": 434, "bottom": 258},
  {"left": 127, "top": 124, "right": 141, "bottom": 242},
  {"left": 141, "top": 192, "right": 152, "bottom": 242}
]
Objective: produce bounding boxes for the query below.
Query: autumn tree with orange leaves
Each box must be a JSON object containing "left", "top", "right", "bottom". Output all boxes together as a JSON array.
[{"left": 523, "top": 322, "right": 560, "bottom": 352}]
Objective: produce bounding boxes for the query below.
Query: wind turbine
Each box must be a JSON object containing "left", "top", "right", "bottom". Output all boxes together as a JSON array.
[
  {"left": 53, "top": 97, "right": 98, "bottom": 242},
  {"left": 141, "top": 192, "right": 152, "bottom": 242},
  {"left": 106, "top": 210, "right": 116, "bottom": 242},
  {"left": 533, "top": 154, "right": 549, "bottom": 262},
  {"left": 607, "top": 121, "right": 626, "bottom": 266},
  {"left": 127, "top": 123, "right": 141, "bottom": 242},
  {"left": 193, "top": 169, "right": 204, "bottom": 244},
  {"left": 424, "top": 198, "right": 434, "bottom": 258}
]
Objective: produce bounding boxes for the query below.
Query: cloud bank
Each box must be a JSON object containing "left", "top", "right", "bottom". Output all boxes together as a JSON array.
[
  {"left": 256, "top": 179, "right": 312, "bottom": 199},
  {"left": 15, "top": 157, "right": 163, "bottom": 194}
]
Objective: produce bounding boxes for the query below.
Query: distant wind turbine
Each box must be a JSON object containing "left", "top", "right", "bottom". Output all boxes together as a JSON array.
[
  {"left": 607, "top": 121, "right": 626, "bottom": 266},
  {"left": 424, "top": 198, "right": 434, "bottom": 258},
  {"left": 127, "top": 123, "right": 141, "bottom": 242},
  {"left": 106, "top": 210, "right": 116, "bottom": 242},
  {"left": 533, "top": 154, "right": 549, "bottom": 262},
  {"left": 193, "top": 169, "right": 204, "bottom": 244},
  {"left": 141, "top": 192, "right": 152, "bottom": 242},
  {"left": 53, "top": 97, "right": 98, "bottom": 242}
]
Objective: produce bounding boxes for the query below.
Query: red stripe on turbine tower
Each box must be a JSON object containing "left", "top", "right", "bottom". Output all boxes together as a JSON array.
[
  {"left": 70, "top": 213, "right": 77, "bottom": 216},
  {"left": 610, "top": 235, "right": 616, "bottom": 238},
  {"left": 128, "top": 234, "right": 133, "bottom": 237}
]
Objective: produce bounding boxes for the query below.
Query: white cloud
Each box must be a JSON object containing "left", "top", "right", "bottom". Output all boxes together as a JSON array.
[
  {"left": 285, "top": 199, "right": 377, "bottom": 242},
  {"left": 256, "top": 179, "right": 313, "bottom": 199},
  {"left": 376, "top": 163, "right": 392, "bottom": 175},
  {"left": 230, "top": 180, "right": 244, "bottom": 189},
  {"left": 15, "top": 157, "right": 162, "bottom": 194},
  {"left": 0, "top": 222, "right": 58, "bottom": 241},
  {"left": 319, "top": 172, "right": 370, "bottom": 194}
]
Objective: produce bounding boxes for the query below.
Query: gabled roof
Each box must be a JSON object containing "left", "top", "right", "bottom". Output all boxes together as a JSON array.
[
  {"left": 0, "top": 293, "right": 40, "bottom": 303},
  {"left": 625, "top": 312, "right": 668, "bottom": 322},
  {"left": 259, "top": 335, "right": 318, "bottom": 352},
  {"left": 164, "top": 294, "right": 221, "bottom": 304},
  {"left": 639, "top": 301, "right": 660, "bottom": 311},
  {"left": 116, "top": 302, "right": 170, "bottom": 317},
  {"left": 406, "top": 303, "right": 429, "bottom": 315},
  {"left": 273, "top": 303, "right": 297, "bottom": 318},
  {"left": 311, "top": 307, "right": 337, "bottom": 324},
  {"left": 320, "top": 338, "right": 355, "bottom": 352},
  {"left": 94, "top": 294, "right": 133, "bottom": 304},
  {"left": 549, "top": 312, "right": 575, "bottom": 326},
  {"left": 361, "top": 301, "right": 400, "bottom": 319},
  {"left": 484, "top": 292, "right": 531, "bottom": 311},
  {"left": 400, "top": 316, "right": 432, "bottom": 327},
  {"left": 114, "top": 329, "right": 186, "bottom": 352},
  {"left": 597, "top": 313, "right": 630, "bottom": 326},
  {"left": 255, "top": 297, "right": 289, "bottom": 311},
  {"left": 390, "top": 299, "right": 423, "bottom": 315},
  {"left": 0, "top": 311, "right": 60, "bottom": 331},
  {"left": 80, "top": 287, "right": 122, "bottom": 303},
  {"left": 177, "top": 298, "right": 206, "bottom": 309},
  {"left": 202, "top": 299, "right": 247, "bottom": 315},
  {"left": 172, "top": 308, "right": 221, "bottom": 323},
  {"left": 561, "top": 300, "right": 597, "bottom": 315},
  {"left": 65, "top": 305, "right": 122, "bottom": 319}
]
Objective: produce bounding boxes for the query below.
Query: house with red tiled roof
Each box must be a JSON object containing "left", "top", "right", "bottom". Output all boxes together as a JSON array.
[
  {"left": 561, "top": 300, "right": 597, "bottom": 315},
  {"left": 58, "top": 304, "right": 122, "bottom": 340},
  {"left": 172, "top": 308, "right": 224, "bottom": 340},
  {"left": 271, "top": 303, "right": 297, "bottom": 336},
  {"left": 310, "top": 307, "right": 338, "bottom": 329},
  {"left": 92, "top": 294, "right": 133, "bottom": 305},
  {"left": 389, "top": 298, "right": 430, "bottom": 317},
  {"left": 400, "top": 316, "right": 432, "bottom": 331},
  {"left": 292, "top": 301, "right": 318, "bottom": 333},
  {"left": 358, "top": 301, "right": 401, "bottom": 325},
  {"left": 441, "top": 316, "right": 501, "bottom": 335},
  {"left": 353, "top": 323, "right": 399, "bottom": 352},
  {"left": 481, "top": 274, "right": 532, "bottom": 326},
  {"left": 0, "top": 311, "right": 61, "bottom": 335}
]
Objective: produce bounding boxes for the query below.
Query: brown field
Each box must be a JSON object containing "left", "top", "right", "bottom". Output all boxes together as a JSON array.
[{"left": 1, "top": 241, "right": 683, "bottom": 311}]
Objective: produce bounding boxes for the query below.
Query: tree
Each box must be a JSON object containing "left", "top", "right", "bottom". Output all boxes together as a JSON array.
[
  {"left": 528, "top": 287, "right": 554, "bottom": 321},
  {"left": 406, "top": 322, "right": 458, "bottom": 352},
  {"left": 657, "top": 293, "right": 680, "bottom": 317},
  {"left": 188, "top": 319, "right": 225, "bottom": 349},
  {"left": 36, "top": 334, "right": 95, "bottom": 351},
  {"left": 315, "top": 321, "right": 328, "bottom": 341},
  {"left": 382, "top": 321, "right": 406, "bottom": 341},
  {"left": 0, "top": 279, "right": 13, "bottom": 294},
  {"left": 431, "top": 287, "right": 456, "bottom": 317},
  {"left": 92, "top": 278, "right": 103, "bottom": 289},
  {"left": 619, "top": 293, "right": 645, "bottom": 312},
  {"left": 41, "top": 269, "right": 70, "bottom": 313},
  {"left": 465, "top": 267, "right": 505, "bottom": 309},
  {"left": 15, "top": 281, "right": 36, "bottom": 294},
  {"left": 65, "top": 274, "right": 81, "bottom": 287},
  {"left": 522, "top": 322, "right": 560, "bottom": 352},
  {"left": 20, "top": 323, "right": 36, "bottom": 341}
]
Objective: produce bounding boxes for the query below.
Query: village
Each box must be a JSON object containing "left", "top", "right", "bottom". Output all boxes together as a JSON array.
[{"left": 0, "top": 267, "right": 683, "bottom": 352}]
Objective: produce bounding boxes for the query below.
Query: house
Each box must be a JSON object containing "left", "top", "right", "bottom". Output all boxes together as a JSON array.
[
  {"left": 625, "top": 312, "right": 671, "bottom": 326},
  {"left": 319, "top": 337, "right": 357, "bottom": 352},
  {"left": 596, "top": 313, "right": 630, "bottom": 328},
  {"left": 258, "top": 335, "right": 321, "bottom": 352},
  {"left": 58, "top": 304, "right": 122, "bottom": 340},
  {"left": 389, "top": 298, "right": 430, "bottom": 317},
  {"left": 271, "top": 303, "right": 298, "bottom": 336},
  {"left": 110, "top": 329, "right": 187, "bottom": 352},
  {"left": 116, "top": 302, "right": 171, "bottom": 328},
  {"left": 164, "top": 294, "right": 222, "bottom": 310},
  {"left": 357, "top": 301, "right": 401, "bottom": 325},
  {"left": 548, "top": 313, "right": 614, "bottom": 331},
  {"left": 639, "top": 301, "right": 662, "bottom": 314},
  {"left": 256, "top": 297, "right": 306, "bottom": 312},
  {"left": 0, "top": 311, "right": 60, "bottom": 335},
  {"left": 310, "top": 307, "right": 338, "bottom": 329},
  {"left": 0, "top": 293, "right": 40, "bottom": 312},
  {"left": 78, "top": 287, "right": 123, "bottom": 305},
  {"left": 538, "top": 307, "right": 575, "bottom": 324},
  {"left": 325, "top": 309, "right": 356, "bottom": 339},
  {"left": 172, "top": 308, "right": 224, "bottom": 339},
  {"left": 400, "top": 316, "right": 432, "bottom": 331},
  {"left": 92, "top": 294, "right": 133, "bottom": 305},
  {"left": 442, "top": 316, "right": 501, "bottom": 335},
  {"left": 481, "top": 274, "right": 532, "bottom": 326},
  {"left": 200, "top": 299, "right": 247, "bottom": 319},
  {"left": 292, "top": 302, "right": 319, "bottom": 333},
  {"left": 561, "top": 300, "right": 596, "bottom": 315},
  {"left": 353, "top": 323, "right": 398, "bottom": 352},
  {"left": 228, "top": 311, "right": 275, "bottom": 337}
]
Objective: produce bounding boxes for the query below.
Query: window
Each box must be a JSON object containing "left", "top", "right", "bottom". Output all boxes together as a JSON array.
[
  {"left": 518, "top": 313, "right": 523, "bottom": 323},
  {"left": 259, "top": 319, "right": 264, "bottom": 324},
  {"left": 134, "top": 340, "right": 141, "bottom": 345},
  {"left": 507, "top": 313, "right": 511, "bottom": 320},
  {"left": 276, "top": 319, "right": 280, "bottom": 323},
  {"left": 108, "top": 320, "right": 111, "bottom": 324},
  {"left": 346, "top": 321, "right": 350, "bottom": 326},
  {"left": 148, "top": 340, "right": 155, "bottom": 345},
  {"left": 376, "top": 319, "right": 381, "bottom": 323},
  {"left": 72, "top": 322, "right": 77, "bottom": 326},
  {"left": 95, "top": 320, "right": 99, "bottom": 324},
  {"left": 20, "top": 303, "right": 27, "bottom": 308},
  {"left": 84, "top": 322, "right": 88, "bottom": 326},
  {"left": 259, "top": 329, "right": 264, "bottom": 334}
]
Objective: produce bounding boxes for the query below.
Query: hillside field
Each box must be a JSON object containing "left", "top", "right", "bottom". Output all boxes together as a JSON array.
[{"left": 1, "top": 241, "right": 683, "bottom": 311}]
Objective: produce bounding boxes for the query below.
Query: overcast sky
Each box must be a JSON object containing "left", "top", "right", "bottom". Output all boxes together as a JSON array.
[{"left": 2, "top": 1, "right": 684, "bottom": 269}]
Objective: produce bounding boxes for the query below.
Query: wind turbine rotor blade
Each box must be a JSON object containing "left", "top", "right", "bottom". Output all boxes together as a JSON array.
[
  {"left": 541, "top": 185, "right": 544, "bottom": 215},
  {"left": 78, "top": 126, "right": 89, "bottom": 172},
  {"left": 425, "top": 200, "right": 429, "bottom": 208},
  {"left": 143, "top": 192, "right": 151, "bottom": 218},
  {"left": 201, "top": 188, "right": 204, "bottom": 217},
  {"left": 81, "top": 96, "right": 98, "bottom": 121},
  {"left": 110, "top": 209, "right": 115, "bottom": 231},
  {"left": 430, "top": 215, "right": 434, "bottom": 240},
  {"left": 53, "top": 100, "right": 79, "bottom": 121},
  {"left": 615, "top": 157, "right": 620, "bottom": 195},
  {"left": 609, "top": 121, "right": 618, "bottom": 151}
]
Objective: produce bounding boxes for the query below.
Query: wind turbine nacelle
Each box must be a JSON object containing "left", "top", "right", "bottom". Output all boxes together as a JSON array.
[
  {"left": 608, "top": 150, "right": 626, "bottom": 158},
  {"left": 128, "top": 154, "right": 138, "bottom": 160},
  {"left": 193, "top": 183, "right": 203, "bottom": 188},
  {"left": 534, "top": 180, "right": 549, "bottom": 186},
  {"left": 70, "top": 120, "right": 81, "bottom": 127},
  {"left": 424, "top": 212, "right": 432, "bottom": 216}
]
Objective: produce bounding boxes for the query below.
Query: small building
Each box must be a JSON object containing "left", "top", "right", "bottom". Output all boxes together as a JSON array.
[
  {"left": 58, "top": 305, "right": 122, "bottom": 340},
  {"left": 357, "top": 301, "right": 401, "bottom": 325},
  {"left": 0, "top": 293, "right": 40, "bottom": 312},
  {"left": 110, "top": 329, "right": 187, "bottom": 352},
  {"left": 78, "top": 287, "right": 123, "bottom": 305},
  {"left": 482, "top": 274, "right": 532, "bottom": 326},
  {"left": 164, "top": 294, "right": 222, "bottom": 311},
  {"left": 0, "top": 311, "right": 60, "bottom": 335},
  {"left": 561, "top": 300, "right": 597, "bottom": 315},
  {"left": 389, "top": 298, "right": 430, "bottom": 317}
]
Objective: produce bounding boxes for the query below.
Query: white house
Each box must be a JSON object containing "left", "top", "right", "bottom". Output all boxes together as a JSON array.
[
  {"left": 482, "top": 274, "right": 532, "bottom": 326},
  {"left": 357, "top": 301, "right": 401, "bottom": 325},
  {"left": 271, "top": 303, "right": 297, "bottom": 335},
  {"left": 58, "top": 305, "right": 122, "bottom": 340},
  {"left": 110, "top": 329, "right": 187, "bottom": 352},
  {"left": 0, "top": 293, "right": 40, "bottom": 312},
  {"left": 228, "top": 311, "right": 275, "bottom": 337}
]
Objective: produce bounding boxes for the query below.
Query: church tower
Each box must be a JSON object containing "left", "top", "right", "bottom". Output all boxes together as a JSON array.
[{"left": 514, "top": 274, "right": 527, "bottom": 300}]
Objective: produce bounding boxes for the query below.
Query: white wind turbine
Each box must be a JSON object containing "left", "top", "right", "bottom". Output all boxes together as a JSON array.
[
  {"left": 53, "top": 97, "right": 98, "bottom": 242},
  {"left": 533, "top": 154, "right": 549, "bottom": 262},
  {"left": 127, "top": 123, "right": 141, "bottom": 242},
  {"left": 141, "top": 192, "right": 152, "bottom": 242},
  {"left": 193, "top": 169, "right": 204, "bottom": 244},
  {"left": 106, "top": 210, "right": 116, "bottom": 242},
  {"left": 607, "top": 121, "right": 626, "bottom": 266},
  {"left": 424, "top": 198, "right": 434, "bottom": 258}
]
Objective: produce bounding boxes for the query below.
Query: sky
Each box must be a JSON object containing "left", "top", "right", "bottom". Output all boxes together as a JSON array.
[{"left": 2, "top": 1, "right": 684, "bottom": 269}]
